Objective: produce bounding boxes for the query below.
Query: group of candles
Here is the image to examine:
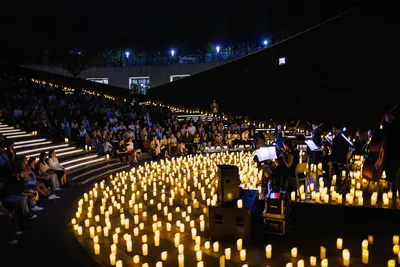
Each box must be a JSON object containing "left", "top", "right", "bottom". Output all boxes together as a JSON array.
[
  {"left": 291, "top": 163, "right": 398, "bottom": 207},
  {"left": 71, "top": 152, "right": 271, "bottom": 266}
]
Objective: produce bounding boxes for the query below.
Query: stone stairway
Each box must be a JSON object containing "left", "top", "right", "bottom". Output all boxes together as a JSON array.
[{"left": 0, "top": 123, "right": 129, "bottom": 185}]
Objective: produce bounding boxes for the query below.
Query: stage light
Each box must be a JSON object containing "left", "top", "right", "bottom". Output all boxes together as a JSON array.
[
  {"left": 126, "top": 52, "right": 130, "bottom": 58},
  {"left": 170, "top": 49, "right": 175, "bottom": 57},
  {"left": 263, "top": 40, "right": 268, "bottom": 46},
  {"left": 279, "top": 57, "right": 286, "bottom": 65},
  {"left": 342, "top": 127, "right": 346, "bottom": 132},
  {"left": 216, "top": 46, "right": 220, "bottom": 53}
]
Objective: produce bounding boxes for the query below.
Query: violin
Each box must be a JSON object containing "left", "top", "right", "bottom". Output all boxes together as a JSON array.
[{"left": 362, "top": 105, "right": 397, "bottom": 182}]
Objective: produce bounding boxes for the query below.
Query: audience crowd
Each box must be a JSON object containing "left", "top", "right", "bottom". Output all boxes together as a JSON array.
[{"left": 0, "top": 74, "right": 274, "bottom": 245}]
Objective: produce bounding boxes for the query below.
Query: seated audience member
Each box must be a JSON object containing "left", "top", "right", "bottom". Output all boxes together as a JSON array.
[
  {"left": 142, "top": 135, "right": 151, "bottom": 153},
  {"left": 38, "top": 152, "right": 61, "bottom": 191},
  {"left": 168, "top": 134, "right": 178, "bottom": 156},
  {"left": 126, "top": 138, "right": 138, "bottom": 163},
  {"left": 160, "top": 135, "right": 170, "bottom": 157},
  {"left": 47, "top": 150, "right": 68, "bottom": 187},
  {"left": 27, "top": 157, "right": 59, "bottom": 199},
  {"left": 116, "top": 139, "right": 130, "bottom": 165},
  {"left": 0, "top": 200, "right": 22, "bottom": 245},
  {"left": 150, "top": 136, "right": 161, "bottom": 159},
  {"left": 193, "top": 133, "right": 200, "bottom": 153}
]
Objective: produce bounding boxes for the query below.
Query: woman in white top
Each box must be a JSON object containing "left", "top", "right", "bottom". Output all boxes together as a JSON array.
[
  {"left": 38, "top": 152, "right": 61, "bottom": 191},
  {"left": 47, "top": 150, "right": 68, "bottom": 186},
  {"left": 126, "top": 138, "right": 138, "bottom": 162},
  {"left": 150, "top": 136, "right": 161, "bottom": 158}
]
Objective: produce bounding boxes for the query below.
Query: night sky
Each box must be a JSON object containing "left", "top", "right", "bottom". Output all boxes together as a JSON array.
[{"left": 3, "top": 0, "right": 369, "bottom": 52}]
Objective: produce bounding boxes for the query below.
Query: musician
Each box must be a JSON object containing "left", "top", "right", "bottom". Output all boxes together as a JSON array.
[
  {"left": 311, "top": 124, "right": 323, "bottom": 147},
  {"left": 324, "top": 124, "right": 350, "bottom": 191},
  {"left": 358, "top": 130, "right": 373, "bottom": 156},
  {"left": 273, "top": 138, "right": 300, "bottom": 191},
  {"left": 377, "top": 109, "right": 400, "bottom": 197}
]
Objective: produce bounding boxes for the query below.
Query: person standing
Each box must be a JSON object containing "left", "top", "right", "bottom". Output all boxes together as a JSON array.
[{"left": 211, "top": 100, "right": 219, "bottom": 117}]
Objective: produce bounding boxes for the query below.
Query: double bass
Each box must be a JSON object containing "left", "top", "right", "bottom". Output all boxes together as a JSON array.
[{"left": 362, "top": 105, "right": 397, "bottom": 182}]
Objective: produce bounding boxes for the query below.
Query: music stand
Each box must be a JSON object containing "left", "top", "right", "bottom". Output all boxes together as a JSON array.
[{"left": 305, "top": 140, "right": 320, "bottom": 151}]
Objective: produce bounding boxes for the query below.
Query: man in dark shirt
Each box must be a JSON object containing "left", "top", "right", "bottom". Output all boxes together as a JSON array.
[{"left": 116, "top": 140, "right": 130, "bottom": 165}]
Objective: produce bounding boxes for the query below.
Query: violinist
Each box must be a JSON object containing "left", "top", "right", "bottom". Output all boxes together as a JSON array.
[
  {"left": 274, "top": 138, "right": 300, "bottom": 191},
  {"left": 274, "top": 125, "right": 284, "bottom": 148}
]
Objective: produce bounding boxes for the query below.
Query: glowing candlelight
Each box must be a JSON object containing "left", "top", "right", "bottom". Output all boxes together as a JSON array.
[
  {"left": 297, "top": 259, "right": 304, "bottom": 267},
  {"left": 321, "top": 259, "right": 328, "bottom": 267},
  {"left": 77, "top": 226, "right": 83, "bottom": 236},
  {"left": 336, "top": 238, "right": 343, "bottom": 249},
  {"left": 362, "top": 239, "right": 368, "bottom": 250},
  {"left": 161, "top": 251, "right": 168, "bottom": 261},
  {"left": 219, "top": 255, "right": 225, "bottom": 267},
  {"left": 368, "top": 235, "right": 374, "bottom": 244},
  {"left": 89, "top": 227, "right": 95, "bottom": 238},
  {"left": 110, "top": 253, "right": 116, "bottom": 265},
  {"left": 393, "top": 245, "right": 399, "bottom": 255},
  {"left": 342, "top": 249, "right": 350, "bottom": 266},
  {"left": 237, "top": 199, "right": 243, "bottom": 208},
  {"left": 310, "top": 256, "right": 316, "bottom": 266},
  {"left": 200, "top": 221, "right": 205, "bottom": 232},
  {"left": 94, "top": 244, "right": 100, "bottom": 255},
  {"left": 266, "top": 244, "right": 272, "bottom": 259},
  {"left": 388, "top": 259, "right": 395, "bottom": 267},
  {"left": 204, "top": 241, "right": 210, "bottom": 249},
  {"left": 394, "top": 235, "right": 399, "bottom": 245},
  {"left": 320, "top": 246, "right": 326, "bottom": 259},
  {"left": 133, "top": 255, "right": 140, "bottom": 264},
  {"left": 240, "top": 249, "right": 246, "bottom": 261},
  {"left": 178, "top": 254, "right": 184, "bottom": 267},
  {"left": 196, "top": 250, "right": 202, "bottom": 261},
  {"left": 154, "top": 235, "right": 160, "bottom": 246},
  {"left": 362, "top": 249, "right": 369, "bottom": 264},
  {"left": 237, "top": 239, "right": 243, "bottom": 251},
  {"left": 213, "top": 241, "right": 219, "bottom": 252},
  {"left": 291, "top": 247, "right": 298, "bottom": 258},
  {"left": 225, "top": 248, "right": 231, "bottom": 260},
  {"left": 113, "top": 233, "right": 118, "bottom": 244}
]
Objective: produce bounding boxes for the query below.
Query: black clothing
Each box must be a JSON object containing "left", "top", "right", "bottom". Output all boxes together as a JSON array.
[{"left": 329, "top": 133, "right": 349, "bottom": 164}]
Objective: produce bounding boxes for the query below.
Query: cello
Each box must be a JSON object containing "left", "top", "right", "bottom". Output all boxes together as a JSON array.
[{"left": 362, "top": 105, "right": 397, "bottom": 182}]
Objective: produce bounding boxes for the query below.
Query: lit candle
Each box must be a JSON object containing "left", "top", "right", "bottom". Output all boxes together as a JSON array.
[
  {"left": 321, "top": 259, "right": 328, "bottom": 267},
  {"left": 320, "top": 246, "right": 326, "bottom": 259},
  {"left": 77, "top": 226, "right": 83, "bottom": 236},
  {"left": 204, "top": 241, "right": 210, "bottom": 249},
  {"left": 93, "top": 235, "right": 99, "bottom": 244},
  {"left": 196, "top": 250, "right": 202, "bottom": 261},
  {"left": 142, "top": 244, "right": 148, "bottom": 256},
  {"left": 142, "top": 234, "right": 147, "bottom": 243},
  {"left": 393, "top": 245, "right": 399, "bottom": 255},
  {"left": 291, "top": 247, "right": 298, "bottom": 258},
  {"left": 111, "top": 244, "right": 117, "bottom": 254},
  {"left": 94, "top": 244, "right": 100, "bottom": 255},
  {"left": 219, "top": 255, "right": 225, "bottom": 267},
  {"left": 337, "top": 238, "right": 343, "bottom": 249},
  {"left": 388, "top": 259, "right": 395, "bottom": 267},
  {"left": 286, "top": 264, "right": 293, "bottom": 267},
  {"left": 113, "top": 233, "right": 118, "bottom": 244},
  {"left": 297, "top": 259, "right": 304, "bottom": 267},
  {"left": 154, "top": 235, "right": 160, "bottom": 247},
  {"left": 200, "top": 221, "right": 205, "bottom": 232},
  {"left": 161, "top": 251, "right": 168, "bottom": 261},
  {"left": 342, "top": 249, "right": 350, "bottom": 266},
  {"left": 383, "top": 197, "right": 389, "bottom": 206},
  {"left": 362, "top": 249, "right": 369, "bottom": 264},
  {"left": 368, "top": 235, "right": 374, "bottom": 244},
  {"left": 240, "top": 249, "right": 246, "bottom": 261},
  {"left": 213, "top": 242, "right": 219, "bottom": 252},
  {"left": 89, "top": 227, "right": 95, "bottom": 238},
  {"left": 133, "top": 255, "right": 140, "bottom": 264},
  {"left": 237, "top": 199, "right": 243, "bottom": 208},
  {"left": 394, "top": 235, "right": 399, "bottom": 245},
  {"left": 266, "top": 244, "right": 272, "bottom": 259},
  {"left": 191, "top": 228, "right": 197, "bottom": 240},
  {"left": 71, "top": 218, "right": 76, "bottom": 225},
  {"left": 110, "top": 253, "right": 116, "bottom": 266},
  {"left": 310, "top": 256, "right": 316, "bottom": 266},
  {"left": 166, "top": 223, "right": 172, "bottom": 231},
  {"left": 237, "top": 239, "right": 243, "bottom": 251},
  {"left": 225, "top": 248, "right": 231, "bottom": 260},
  {"left": 178, "top": 255, "right": 184, "bottom": 267},
  {"left": 362, "top": 239, "right": 368, "bottom": 250},
  {"left": 133, "top": 227, "right": 139, "bottom": 236},
  {"left": 371, "top": 194, "right": 377, "bottom": 206},
  {"left": 116, "top": 261, "right": 122, "bottom": 267}
]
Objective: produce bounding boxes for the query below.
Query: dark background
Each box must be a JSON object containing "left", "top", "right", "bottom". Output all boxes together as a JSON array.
[{"left": 149, "top": 0, "right": 398, "bottom": 129}]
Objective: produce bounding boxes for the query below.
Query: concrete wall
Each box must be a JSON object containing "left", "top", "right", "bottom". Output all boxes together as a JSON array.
[{"left": 24, "top": 62, "right": 224, "bottom": 89}]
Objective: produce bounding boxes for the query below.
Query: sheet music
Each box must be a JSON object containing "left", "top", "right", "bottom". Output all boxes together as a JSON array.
[
  {"left": 305, "top": 140, "right": 320, "bottom": 151},
  {"left": 256, "top": 146, "right": 278, "bottom": 161}
]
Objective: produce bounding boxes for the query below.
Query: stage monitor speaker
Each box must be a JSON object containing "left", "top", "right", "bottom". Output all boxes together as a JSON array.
[
  {"left": 217, "top": 165, "right": 240, "bottom": 204},
  {"left": 208, "top": 206, "right": 252, "bottom": 243},
  {"left": 240, "top": 189, "right": 260, "bottom": 212}
]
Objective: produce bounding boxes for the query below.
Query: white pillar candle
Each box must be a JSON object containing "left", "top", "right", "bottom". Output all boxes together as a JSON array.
[
  {"left": 219, "top": 255, "right": 225, "bottom": 267},
  {"left": 116, "top": 261, "right": 122, "bottom": 267},
  {"left": 393, "top": 235, "right": 399, "bottom": 245},
  {"left": 178, "top": 244, "right": 184, "bottom": 254},
  {"left": 362, "top": 239, "right": 368, "bottom": 250},
  {"left": 225, "top": 248, "right": 231, "bottom": 260},
  {"left": 393, "top": 245, "right": 399, "bottom": 255},
  {"left": 111, "top": 244, "right": 117, "bottom": 254},
  {"left": 266, "top": 244, "right": 272, "bottom": 259},
  {"left": 161, "top": 251, "right": 167, "bottom": 261},
  {"left": 94, "top": 244, "right": 100, "bottom": 255},
  {"left": 342, "top": 249, "right": 350, "bottom": 266},
  {"left": 110, "top": 253, "right": 116, "bottom": 266},
  {"left": 204, "top": 241, "right": 210, "bottom": 249},
  {"left": 237, "top": 239, "right": 243, "bottom": 251},
  {"left": 196, "top": 250, "right": 202, "bottom": 261},
  {"left": 240, "top": 249, "right": 246, "bottom": 261},
  {"left": 237, "top": 199, "right": 243, "bottom": 208},
  {"left": 154, "top": 235, "right": 160, "bottom": 247},
  {"left": 213, "top": 242, "right": 219, "bottom": 252},
  {"left": 321, "top": 259, "right": 328, "bottom": 267},
  {"left": 200, "top": 221, "right": 205, "bottom": 232},
  {"left": 362, "top": 249, "right": 369, "bottom": 264},
  {"left": 310, "top": 256, "right": 317, "bottom": 266},
  {"left": 337, "top": 238, "right": 343, "bottom": 249},
  {"left": 320, "top": 246, "right": 326, "bottom": 259},
  {"left": 291, "top": 191, "right": 296, "bottom": 201},
  {"left": 388, "top": 259, "right": 395, "bottom": 267},
  {"left": 178, "top": 255, "right": 184, "bottom": 267},
  {"left": 297, "top": 259, "right": 304, "bottom": 267},
  {"left": 291, "top": 247, "right": 298, "bottom": 258},
  {"left": 133, "top": 255, "right": 140, "bottom": 264}
]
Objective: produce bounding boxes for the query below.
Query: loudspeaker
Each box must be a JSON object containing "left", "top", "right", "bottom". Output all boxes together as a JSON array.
[
  {"left": 217, "top": 165, "right": 240, "bottom": 204},
  {"left": 208, "top": 206, "right": 252, "bottom": 243},
  {"left": 240, "top": 189, "right": 259, "bottom": 212}
]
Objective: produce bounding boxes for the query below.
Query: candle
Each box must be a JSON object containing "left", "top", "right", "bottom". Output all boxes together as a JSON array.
[
  {"left": 93, "top": 235, "right": 99, "bottom": 244},
  {"left": 321, "top": 259, "right": 328, "bottom": 267},
  {"left": 142, "top": 244, "right": 148, "bottom": 256},
  {"left": 77, "top": 226, "right": 83, "bottom": 236},
  {"left": 240, "top": 249, "right": 246, "bottom": 261},
  {"left": 94, "top": 244, "right": 100, "bottom": 255},
  {"left": 196, "top": 250, "right": 202, "bottom": 261},
  {"left": 113, "top": 233, "right": 118, "bottom": 244},
  {"left": 266, "top": 244, "right": 272, "bottom": 259},
  {"left": 71, "top": 218, "right": 76, "bottom": 225},
  {"left": 116, "top": 261, "right": 122, "bottom": 267},
  {"left": 291, "top": 247, "right": 298, "bottom": 258},
  {"left": 219, "top": 255, "right": 225, "bottom": 267},
  {"left": 191, "top": 228, "right": 197, "bottom": 240},
  {"left": 154, "top": 235, "right": 160, "bottom": 247},
  {"left": 394, "top": 235, "right": 399, "bottom": 245},
  {"left": 297, "top": 259, "right": 304, "bottom": 267},
  {"left": 197, "top": 262, "right": 203, "bottom": 267},
  {"left": 178, "top": 254, "right": 184, "bottom": 267},
  {"left": 213, "top": 242, "right": 219, "bottom": 252},
  {"left": 286, "top": 264, "right": 293, "bottom": 267},
  {"left": 371, "top": 194, "right": 377, "bottom": 206},
  {"left": 383, "top": 197, "right": 389, "bottom": 206},
  {"left": 178, "top": 244, "right": 184, "bottom": 255},
  {"left": 237, "top": 199, "right": 243, "bottom": 208},
  {"left": 161, "top": 251, "right": 168, "bottom": 261},
  {"left": 89, "top": 227, "right": 95, "bottom": 238},
  {"left": 337, "top": 238, "right": 343, "bottom": 249},
  {"left": 320, "top": 246, "right": 326, "bottom": 259},
  {"left": 342, "top": 249, "right": 350, "bottom": 266},
  {"left": 204, "top": 241, "right": 210, "bottom": 249},
  {"left": 388, "top": 259, "right": 395, "bottom": 267},
  {"left": 65, "top": 138, "right": 69, "bottom": 143},
  {"left": 225, "top": 248, "right": 231, "bottom": 260},
  {"left": 126, "top": 240, "right": 132, "bottom": 252},
  {"left": 111, "top": 244, "right": 117, "bottom": 254},
  {"left": 309, "top": 256, "right": 317, "bottom": 266},
  {"left": 393, "top": 245, "right": 399, "bottom": 255},
  {"left": 237, "top": 239, "right": 243, "bottom": 251},
  {"left": 362, "top": 249, "right": 369, "bottom": 264},
  {"left": 200, "top": 221, "right": 205, "bottom": 232},
  {"left": 142, "top": 234, "right": 147, "bottom": 243},
  {"left": 291, "top": 191, "right": 296, "bottom": 201},
  {"left": 110, "top": 253, "right": 116, "bottom": 266},
  {"left": 133, "top": 255, "right": 140, "bottom": 264},
  {"left": 362, "top": 239, "right": 368, "bottom": 250}
]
